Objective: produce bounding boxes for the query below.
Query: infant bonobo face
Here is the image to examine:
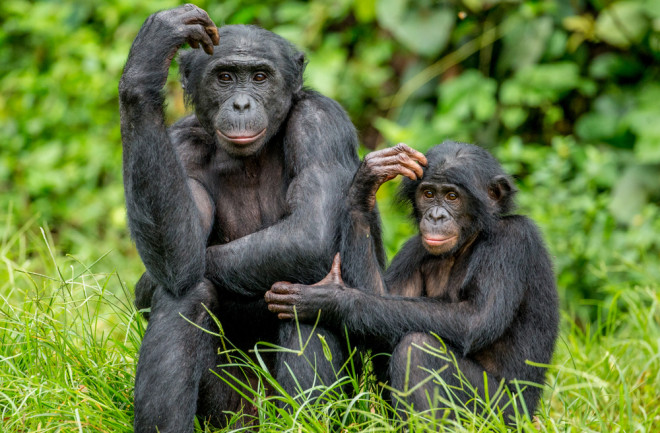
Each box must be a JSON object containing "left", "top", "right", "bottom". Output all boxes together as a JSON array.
[
  {"left": 415, "top": 182, "right": 464, "bottom": 255},
  {"left": 399, "top": 141, "right": 517, "bottom": 256}
]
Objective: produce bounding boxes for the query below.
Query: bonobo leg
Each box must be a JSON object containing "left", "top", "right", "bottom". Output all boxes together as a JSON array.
[
  {"left": 133, "top": 280, "right": 240, "bottom": 433},
  {"left": 196, "top": 362, "right": 262, "bottom": 428},
  {"left": 275, "top": 323, "right": 348, "bottom": 405},
  {"left": 134, "top": 272, "right": 157, "bottom": 320},
  {"left": 389, "top": 333, "right": 513, "bottom": 420}
]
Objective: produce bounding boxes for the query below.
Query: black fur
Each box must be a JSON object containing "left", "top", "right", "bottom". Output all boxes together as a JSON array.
[
  {"left": 266, "top": 141, "right": 559, "bottom": 421},
  {"left": 119, "top": 6, "right": 383, "bottom": 432}
]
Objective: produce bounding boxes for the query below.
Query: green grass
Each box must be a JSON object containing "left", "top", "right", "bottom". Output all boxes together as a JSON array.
[{"left": 1, "top": 228, "right": 658, "bottom": 432}]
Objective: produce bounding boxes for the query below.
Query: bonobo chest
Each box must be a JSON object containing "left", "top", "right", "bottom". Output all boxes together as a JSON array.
[
  {"left": 420, "top": 254, "right": 470, "bottom": 301},
  {"left": 208, "top": 142, "right": 290, "bottom": 244}
]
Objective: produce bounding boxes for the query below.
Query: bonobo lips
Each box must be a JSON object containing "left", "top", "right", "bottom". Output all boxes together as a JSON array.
[
  {"left": 423, "top": 236, "right": 457, "bottom": 246},
  {"left": 216, "top": 128, "right": 267, "bottom": 145}
]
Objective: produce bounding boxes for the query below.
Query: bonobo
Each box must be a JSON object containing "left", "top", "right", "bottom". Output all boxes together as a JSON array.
[
  {"left": 266, "top": 141, "right": 559, "bottom": 420},
  {"left": 119, "top": 5, "right": 383, "bottom": 432}
]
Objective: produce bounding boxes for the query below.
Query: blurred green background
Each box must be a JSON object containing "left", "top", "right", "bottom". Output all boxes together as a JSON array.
[{"left": 1, "top": 0, "right": 659, "bottom": 320}]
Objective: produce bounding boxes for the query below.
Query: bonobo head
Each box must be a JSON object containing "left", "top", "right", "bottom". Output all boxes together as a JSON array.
[
  {"left": 399, "top": 141, "right": 517, "bottom": 256},
  {"left": 179, "top": 25, "right": 306, "bottom": 157}
]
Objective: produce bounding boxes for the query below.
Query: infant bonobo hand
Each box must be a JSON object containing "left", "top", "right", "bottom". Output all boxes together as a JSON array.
[
  {"left": 350, "top": 143, "right": 427, "bottom": 212},
  {"left": 266, "top": 253, "right": 345, "bottom": 321}
]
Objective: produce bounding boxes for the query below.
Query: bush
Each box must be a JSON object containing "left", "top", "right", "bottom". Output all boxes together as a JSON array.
[{"left": 1, "top": 0, "right": 658, "bottom": 308}]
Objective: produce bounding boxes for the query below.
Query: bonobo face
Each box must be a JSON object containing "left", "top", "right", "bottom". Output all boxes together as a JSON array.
[
  {"left": 181, "top": 26, "right": 304, "bottom": 157},
  {"left": 400, "top": 141, "right": 517, "bottom": 256},
  {"left": 415, "top": 182, "right": 466, "bottom": 255},
  {"left": 201, "top": 55, "right": 286, "bottom": 156}
]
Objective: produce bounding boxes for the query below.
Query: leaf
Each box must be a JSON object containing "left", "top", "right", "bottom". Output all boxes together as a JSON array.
[
  {"left": 589, "top": 53, "right": 643, "bottom": 79},
  {"left": 499, "top": 16, "right": 554, "bottom": 72},
  {"left": 376, "top": 0, "right": 454, "bottom": 56},
  {"left": 595, "top": 1, "right": 649, "bottom": 48},
  {"left": 438, "top": 70, "right": 497, "bottom": 121},
  {"left": 304, "top": 37, "right": 348, "bottom": 98},
  {"left": 609, "top": 165, "right": 660, "bottom": 224},
  {"left": 575, "top": 112, "right": 619, "bottom": 141},
  {"left": 317, "top": 334, "right": 332, "bottom": 362},
  {"left": 354, "top": 0, "right": 377, "bottom": 22}
]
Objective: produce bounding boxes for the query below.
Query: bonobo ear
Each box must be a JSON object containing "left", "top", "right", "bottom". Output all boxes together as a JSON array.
[
  {"left": 294, "top": 52, "right": 307, "bottom": 94},
  {"left": 178, "top": 50, "right": 196, "bottom": 101},
  {"left": 488, "top": 175, "right": 517, "bottom": 214}
]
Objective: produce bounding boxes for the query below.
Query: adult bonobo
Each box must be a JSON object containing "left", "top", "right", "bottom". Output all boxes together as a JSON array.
[
  {"left": 266, "top": 142, "right": 559, "bottom": 421},
  {"left": 119, "top": 5, "right": 384, "bottom": 432}
]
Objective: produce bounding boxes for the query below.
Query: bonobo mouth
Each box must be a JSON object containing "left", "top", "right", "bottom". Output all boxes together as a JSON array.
[
  {"left": 216, "top": 128, "right": 267, "bottom": 145},
  {"left": 423, "top": 236, "right": 457, "bottom": 246}
]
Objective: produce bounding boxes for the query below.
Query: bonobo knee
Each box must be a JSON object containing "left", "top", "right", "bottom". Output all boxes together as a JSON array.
[
  {"left": 390, "top": 333, "right": 446, "bottom": 381},
  {"left": 150, "top": 278, "right": 218, "bottom": 323},
  {"left": 391, "top": 333, "right": 440, "bottom": 363}
]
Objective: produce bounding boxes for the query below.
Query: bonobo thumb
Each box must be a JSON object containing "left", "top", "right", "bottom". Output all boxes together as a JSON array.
[{"left": 312, "top": 253, "right": 344, "bottom": 286}]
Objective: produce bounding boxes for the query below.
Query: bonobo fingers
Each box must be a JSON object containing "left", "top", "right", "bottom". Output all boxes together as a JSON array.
[
  {"left": 392, "top": 142, "right": 428, "bottom": 166},
  {"left": 363, "top": 143, "right": 426, "bottom": 181},
  {"left": 267, "top": 301, "right": 293, "bottom": 311},
  {"left": 268, "top": 281, "right": 297, "bottom": 295},
  {"left": 178, "top": 7, "right": 218, "bottom": 54},
  {"left": 365, "top": 143, "right": 425, "bottom": 162},
  {"left": 350, "top": 144, "right": 427, "bottom": 212},
  {"left": 152, "top": 4, "right": 219, "bottom": 55},
  {"left": 265, "top": 285, "right": 299, "bottom": 320},
  {"left": 265, "top": 283, "right": 299, "bottom": 304}
]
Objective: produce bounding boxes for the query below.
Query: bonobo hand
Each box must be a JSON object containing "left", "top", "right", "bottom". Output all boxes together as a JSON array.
[
  {"left": 265, "top": 254, "right": 346, "bottom": 321},
  {"left": 350, "top": 143, "right": 427, "bottom": 212},
  {"left": 121, "top": 4, "right": 219, "bottom": 88}
]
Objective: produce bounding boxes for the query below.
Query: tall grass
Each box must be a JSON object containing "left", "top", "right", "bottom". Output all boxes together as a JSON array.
[{"left": 1, "top": 227, "right": 658, "bottom": 432}]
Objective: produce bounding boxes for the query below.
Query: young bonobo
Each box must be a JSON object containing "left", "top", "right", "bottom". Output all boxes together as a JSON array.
[
  {"left": 119, "top": 5, "right": 384, "bottom": 432},
  {"left": 266, "top": 141, "right": 559, "bottom": 421}
]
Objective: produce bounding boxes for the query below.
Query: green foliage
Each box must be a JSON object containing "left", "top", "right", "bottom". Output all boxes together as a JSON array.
[{"left": 2, "top": 0, "right": 659, "bottom": 306}]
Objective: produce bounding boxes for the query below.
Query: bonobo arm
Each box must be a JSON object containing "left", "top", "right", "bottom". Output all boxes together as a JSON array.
[
  {"left": 266, "top": 220, "right": 538, "bottom": 356},
  {"left": 339, "top": 143, "right": 427, "bottom": 295},
  {"left": 119, "top": 5, "right": 219, "bottom": 296},
  {"left": 205, "top": 93, "right": 367, "bottom": 296}
]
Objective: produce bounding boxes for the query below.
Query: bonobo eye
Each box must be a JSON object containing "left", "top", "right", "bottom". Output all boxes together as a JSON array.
[
  {"left": 218, "top": 72, "right": 233, "bottom": 82},
  {"left": 445, "top": 191, "right": 458, "bottom": 201},
  {"left": 253, "top": 72, "right": 268, "bottom": 82},
  {"left": 423, "top": 189, "right": 434, "bottom": 199}
]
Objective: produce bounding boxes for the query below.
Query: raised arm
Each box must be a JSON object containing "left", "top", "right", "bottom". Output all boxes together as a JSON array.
[
  {"left": 119, "top": 5, "right": 219, "bottom": 296},
  {"left": 339, "top": 143, "right": 427, "bottom": 295}
]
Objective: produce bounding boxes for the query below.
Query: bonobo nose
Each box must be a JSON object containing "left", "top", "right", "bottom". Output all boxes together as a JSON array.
[
  {"left": 232, "top": 95, "right": 251, "bottom": 112},
  {"left": 428, "top": 207, "right": 448, "bottom": 222}
]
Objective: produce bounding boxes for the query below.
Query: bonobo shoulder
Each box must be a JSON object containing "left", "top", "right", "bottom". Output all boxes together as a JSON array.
[
  {"left": 286, "top": 90, "right": 359, "bottom": 165},
  {"left": 293, "top": 89, "right": 349, "bottom": 114},
  {"left": 168, "top": 115, "right": 212, "bottom": 147},
  {"left": 290, "top": 90, "right": 356, "bottom": 135},
  {"left": 167, "top": 115, "right": 215, "bottom": 168},
  {"left": 488, "top": 214, "right": 553, "bottom": 268},
  {"left": 495, "top": 214, "right": 545, "bottom": 243}
]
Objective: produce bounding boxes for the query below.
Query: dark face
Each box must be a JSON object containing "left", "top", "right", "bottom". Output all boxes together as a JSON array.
[
  {"left": 182, "top": 26, "right": 304, "bottom": 157},
  {"left": 401, "top": 141, "right": 517, "bottom": 256},
  {"left": 415, "top": 182, "right": 469, "bottom": 255},
  {"left": 199, "top": 57, "right": 287, "bottom": 156}
]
